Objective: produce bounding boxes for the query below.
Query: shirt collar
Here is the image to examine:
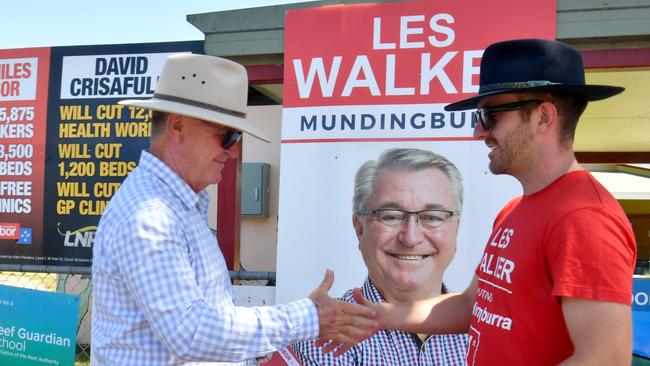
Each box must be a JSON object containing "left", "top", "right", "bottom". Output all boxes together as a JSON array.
[
  {"left": 361, "top": 277, "right": 449, "bottom": 303},
  {"left": 361, "top": 277, "right": 387, "bottom": 303}
]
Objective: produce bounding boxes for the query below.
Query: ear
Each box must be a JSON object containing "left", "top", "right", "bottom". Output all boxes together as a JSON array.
[
  {"left": 352, "top": 213, "right": 364, "bottom": 240},
  {"left": 166, "top": 113, "right": 185, "bottom": 141},
  {"left": 536, "top": 101, "right": 559, "bottom": 135}
]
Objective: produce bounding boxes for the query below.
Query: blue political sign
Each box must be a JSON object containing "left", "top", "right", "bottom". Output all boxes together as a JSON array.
[{"left": 633, "top": 277, "right": 650, "bottom": 358}]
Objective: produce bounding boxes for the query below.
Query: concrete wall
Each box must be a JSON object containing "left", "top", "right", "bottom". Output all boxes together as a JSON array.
[{"left": 207, "top": 105, "right": 282, "bottom": 271}]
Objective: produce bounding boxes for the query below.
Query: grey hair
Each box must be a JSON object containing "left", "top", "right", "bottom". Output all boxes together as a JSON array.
[
  {"left": 352, "top": 148, "right": 463, "bottom": 214},
  {"left": 150, "top": 110, "right": 167, "bottom": 141}
]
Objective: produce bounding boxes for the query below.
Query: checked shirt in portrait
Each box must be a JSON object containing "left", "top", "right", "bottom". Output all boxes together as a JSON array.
[{"left": 293, "top": 278, "right": 467, "bottom": 365}]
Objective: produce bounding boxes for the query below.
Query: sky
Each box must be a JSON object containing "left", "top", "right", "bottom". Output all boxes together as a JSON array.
[{"left": 1, "top": 0, "right": 313, "bottom": 49}]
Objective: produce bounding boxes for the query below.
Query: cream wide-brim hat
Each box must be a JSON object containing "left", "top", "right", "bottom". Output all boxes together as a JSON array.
[{"left": 119, "top": 53, "right": 270, "bottom": 142}]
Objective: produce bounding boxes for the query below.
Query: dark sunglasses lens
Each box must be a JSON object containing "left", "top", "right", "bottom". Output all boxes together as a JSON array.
[
  {"left": 475, "top": 109, "right": 491, "bottom": 130},
  {"left": 222, "top": 131, "right": 242, "bottom": 149}
]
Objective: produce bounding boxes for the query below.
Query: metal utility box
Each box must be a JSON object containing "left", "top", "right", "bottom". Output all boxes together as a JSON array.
[{"left": 241, "top": 163, "right": 270, "bottom": 217}]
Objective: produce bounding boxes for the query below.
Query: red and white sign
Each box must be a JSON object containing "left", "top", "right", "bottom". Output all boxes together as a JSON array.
[
  {"left": 0, "top": 47, "right": 50, "bottom": 255},
  {"left": 266, "top": 347, "right": 303, "bottom": 366},
  {"left": 277, "top": 0, "right": 556, "bottom": 303},
  {"left": 0, "top": 223, "right": 20, "bottom": 240},
  {"left": 0, "top": 57, "right": 38, "bottom": 101}
]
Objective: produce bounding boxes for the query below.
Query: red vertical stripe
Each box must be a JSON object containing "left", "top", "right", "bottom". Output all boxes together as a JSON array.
[{"left": 216, "top": 149, "right": 241, "bottom": 270}]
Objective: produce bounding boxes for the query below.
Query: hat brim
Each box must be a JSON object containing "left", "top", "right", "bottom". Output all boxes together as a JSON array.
[
  {"left": 444, "top": 84, "right": 625, "bottom": 111},
  {"left": 119, "top": 98, "right": 271, "bottom": 142}
]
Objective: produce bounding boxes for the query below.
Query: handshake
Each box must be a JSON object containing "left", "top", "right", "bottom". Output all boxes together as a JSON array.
[{"left": 307, "top": 269, "right": 382, "bottom": 356}]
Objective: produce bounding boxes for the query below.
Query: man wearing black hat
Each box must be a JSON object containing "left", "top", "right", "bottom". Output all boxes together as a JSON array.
[{"left": 352, "top": 39, "right": 637, "bottom": 365}]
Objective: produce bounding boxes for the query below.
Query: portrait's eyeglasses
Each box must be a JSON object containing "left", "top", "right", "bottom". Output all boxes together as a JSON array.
[
  {"left": 361, "top": 208, "right": 459, "bottom": 231},
  {"left": 221, "top": 130, "right": 242, "bottom": 149},
  {"left": 475, "top": 100, "right": 543, "bottom": 131}
]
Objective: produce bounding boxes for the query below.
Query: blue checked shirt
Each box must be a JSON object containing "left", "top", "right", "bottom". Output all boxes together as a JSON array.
[
  {"left": 91, "top": 151, "right": 319, "bottom": 365},
  {"left": 293, "top": 278, "right": 467, "bottom": 365}
]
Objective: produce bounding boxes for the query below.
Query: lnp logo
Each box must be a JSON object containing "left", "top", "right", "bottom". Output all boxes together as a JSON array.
[
  {"left": 57, "top": 223, "right": 96, "bottom": 248},
  {"left": 0, "top": 223, "right": 21, "bottom": 240}
]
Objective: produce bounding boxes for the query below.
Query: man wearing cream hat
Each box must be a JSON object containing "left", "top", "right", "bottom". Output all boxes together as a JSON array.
[{"left": 91, "top": 54, "right": 376, "bottom": 365}]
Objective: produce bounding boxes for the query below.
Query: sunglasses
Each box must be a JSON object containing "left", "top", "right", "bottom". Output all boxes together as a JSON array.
[
  {"left": 221, "top": 130, "right": 242, "bottom": 149},
  {"left": 475, "top": 100, "right": 543, "bottom": 131}
]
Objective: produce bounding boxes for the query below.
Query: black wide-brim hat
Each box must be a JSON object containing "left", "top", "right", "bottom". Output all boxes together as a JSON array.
[{"left": 444, "top": 39, "right": 624, "bottom": 111}]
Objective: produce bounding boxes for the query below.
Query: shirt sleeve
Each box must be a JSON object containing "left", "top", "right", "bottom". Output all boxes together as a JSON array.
[
  {"left": 545, "top": 206, "right": 636, "bottom": 305},
  {"left": 112, "top": 202, "right": 319, "bottom": 362}
]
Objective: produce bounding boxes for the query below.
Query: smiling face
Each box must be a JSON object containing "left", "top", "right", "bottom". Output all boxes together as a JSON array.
[
  {"left": 474, "top": 94, "right": 537, "bottom": 177},
  {"left": 354, "top": 167, "right": 460, "bottom": 302}
]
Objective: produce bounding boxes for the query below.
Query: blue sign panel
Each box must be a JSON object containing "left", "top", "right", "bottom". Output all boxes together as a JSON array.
[
  {"left": 633, "top": 277, "right": 650, "bottom": 358},
  {"left": 0, "top": 285, "right": 79, "bottom": 366}
]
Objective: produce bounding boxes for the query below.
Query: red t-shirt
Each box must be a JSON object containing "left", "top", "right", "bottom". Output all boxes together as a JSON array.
[{"left": 467, "top": 170, "right": 636, "bottom": 366}]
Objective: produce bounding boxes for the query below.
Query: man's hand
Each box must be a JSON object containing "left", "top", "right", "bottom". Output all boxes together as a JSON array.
[{"left": 308, "top": 269, "right": 377, "bottom": 356}]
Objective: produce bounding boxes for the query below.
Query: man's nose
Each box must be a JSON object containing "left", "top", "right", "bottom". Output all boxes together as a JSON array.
[
  {"left": 398, "top": 215, "right": 425, "bottom": 247},
  {"left": 473, "top": 119, "right": 488, "bottom": 140}
]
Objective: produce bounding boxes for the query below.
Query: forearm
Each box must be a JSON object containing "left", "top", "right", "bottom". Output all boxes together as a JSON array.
[
  {"left": 118, "top": 222, "right": 319, "bottom": 361},
  {"left": 156, "top": 298, "right": 319, "bottom": 362},
  {"left": 381, "top": 291, "right": 473, "bottom": 334}
]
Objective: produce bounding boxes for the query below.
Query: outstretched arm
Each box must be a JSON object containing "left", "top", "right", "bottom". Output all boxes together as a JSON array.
[
  {"left": 370, "top": 276, "right": 477, "bottom": 334},
  {"left": 319, "top": 276, "right": 477, "bottom": 356}
]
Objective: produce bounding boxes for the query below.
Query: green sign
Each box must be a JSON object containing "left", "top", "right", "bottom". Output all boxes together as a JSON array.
[{"left": 0, "top": 285, "right": 78, "bottom": 366}]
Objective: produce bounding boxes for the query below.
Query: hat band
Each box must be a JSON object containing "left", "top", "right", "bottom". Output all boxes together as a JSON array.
[
  {"left": 154, "top": 93, "right": 246, "bottom": 119},
  {"left": 480, "top": 80, "right": 559, "bottom": 93}
]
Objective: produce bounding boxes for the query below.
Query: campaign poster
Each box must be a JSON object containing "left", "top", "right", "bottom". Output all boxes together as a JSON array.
[
  {"left": 0, "top": 48, "right": 50, "bottom": 264},
  {"left": 0, "top": 284, "right": 79, "bottom": 365},
  {"left": 277, "top": 0, "right": 557, "bottom": 303},
  {"left": 0, "top": 41, "right": 204, "bottom": 267},
  {"left": 41, "top": 41, "right": 204, "bottom": 266}
]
